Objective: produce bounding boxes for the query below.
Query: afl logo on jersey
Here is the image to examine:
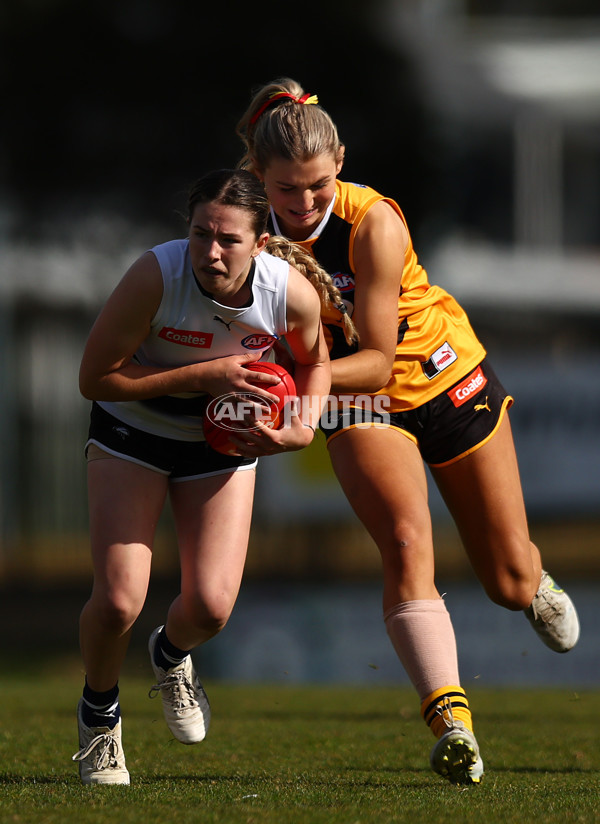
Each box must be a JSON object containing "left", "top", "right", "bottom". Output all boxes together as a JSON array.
[
  {"left": 241, "top": 333, "right": 279, "bottom": 350},
  {"left": 332, "top": 273, "right": 355, "bottom": 293}
]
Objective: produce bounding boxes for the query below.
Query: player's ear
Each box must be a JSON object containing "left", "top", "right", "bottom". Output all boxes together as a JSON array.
[
  {"left": 253, "top": 232, "right": 270, "bottom": 255},
  {"left": 252, "top": 159, "right": 264, "bottom": 182}
]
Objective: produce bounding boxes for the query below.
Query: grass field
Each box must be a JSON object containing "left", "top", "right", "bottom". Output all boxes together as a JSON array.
[{"left": 0, "top": 666, "right": 598, "bottom": 824}]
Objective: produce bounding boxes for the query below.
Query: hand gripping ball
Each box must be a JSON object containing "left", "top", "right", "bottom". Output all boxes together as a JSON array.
[{"left": 203, "top": 362, "right": 297, "bottom": 455}]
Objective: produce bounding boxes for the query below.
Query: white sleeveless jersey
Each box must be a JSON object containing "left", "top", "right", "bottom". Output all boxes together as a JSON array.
[{"left": 98, "top": 239, "right": 289, "bottom": 440}]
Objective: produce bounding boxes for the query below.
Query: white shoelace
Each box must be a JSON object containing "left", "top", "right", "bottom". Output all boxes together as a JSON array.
[
  {"left": 531, "top": 588, "right": 564, "bottom": 623},
  {"left": 149, "top": 669, "right": 195, "bottom": 712},
  {"left": 72, "top": 731, "right": 120, "bottom": 769},
  {"left": 435, "top": 696, "right": 456, "bottom": 730}
]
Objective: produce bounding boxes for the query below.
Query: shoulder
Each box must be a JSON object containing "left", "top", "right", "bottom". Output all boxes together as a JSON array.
[
  {"left": 149, "top": 238, "right": 190, "bottom": 275},
  {"left": 335, "top": 180, "right": 407, "bottom": 249},
  {"left": 336, "top": 179, "right": 406, "bottom": 224},
  {"left": 95, "top": 250, "right": 164, "bottom": 328},
  {"left": 254, "top": 250, "right": 290, "bottom": 284},
  {"left": 336, "top": 178, "right": 381, "bottom": 201},
  {"left": 355, "top": 198, "right": 409, "bottom": 249},
  {"left": 118, "top": 250, "right": 164, "bottom": 298},
  {"left": 334, "top": 179, "right": 382, "bottom": 220},
  {"left": 284, "top": 265, "right": 321, "bottom": 327}
]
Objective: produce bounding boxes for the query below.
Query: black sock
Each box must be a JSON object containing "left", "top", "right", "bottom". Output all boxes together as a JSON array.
[
  {"left": 81, "top": 680, "right": 121, "bottom": 730},
  {"left": 153, "top": 627, "right": 189, "bottom": 671}
]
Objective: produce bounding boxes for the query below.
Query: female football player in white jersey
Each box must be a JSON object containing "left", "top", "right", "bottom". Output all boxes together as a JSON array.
[{"left": 73, "top": 168, "right": 331, "bottom": 784}]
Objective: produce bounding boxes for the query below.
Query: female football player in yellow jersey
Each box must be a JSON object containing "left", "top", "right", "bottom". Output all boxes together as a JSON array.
[{"left": 236, "top": 78, "right": 580, "bottom": 786}]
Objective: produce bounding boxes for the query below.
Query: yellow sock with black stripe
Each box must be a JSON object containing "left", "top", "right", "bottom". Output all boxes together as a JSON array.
[{"left": 421, "top": 685, "right": 473, "bottom": 738}]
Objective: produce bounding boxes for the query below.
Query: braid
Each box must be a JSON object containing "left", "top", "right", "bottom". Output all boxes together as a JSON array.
[{"left": 266, "top": 236, "right": 358, "bottom": 346}]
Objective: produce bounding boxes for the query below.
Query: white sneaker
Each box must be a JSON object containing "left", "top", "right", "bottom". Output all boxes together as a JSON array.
[
  {"left": 429, "top": 698, "right": 483, "bottom": 785},
  {"left": 430, "top": 723, "right": 484, "bottom": 785},
  {"left": 148, "top": 626, "right": 211, "bottom": 744},
  {"left": 72, "top": 699, "right": 130, "bottom": 785},
  {"left": 524, "top": 570, "right": 580, "bottom": 653}
]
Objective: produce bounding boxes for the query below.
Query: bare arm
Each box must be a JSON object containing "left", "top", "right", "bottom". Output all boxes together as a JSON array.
[
  {"left": 330, "top": 200, "right": 406, "bottom": 394},
  {"left": 79, "top": 252, "right": 280, "bottom": 403},
  {"left": 283, "top": 264, "right": 332, "bottom": 431},
  {"left": 229, "top": 265, "right": 331, "bottom": 454}
]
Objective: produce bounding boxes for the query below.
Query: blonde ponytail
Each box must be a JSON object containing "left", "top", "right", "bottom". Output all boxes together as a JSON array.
[{"left": 237, "top": 77, "right": 343, "bottom": 173}]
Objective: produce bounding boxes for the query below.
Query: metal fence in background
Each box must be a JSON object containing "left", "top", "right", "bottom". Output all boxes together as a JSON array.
[{"left": 0, "top": 299, "right": 93, "bottom": 577}]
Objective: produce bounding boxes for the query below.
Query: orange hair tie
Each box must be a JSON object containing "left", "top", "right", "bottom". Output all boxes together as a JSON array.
[{"left": 249, "top": 91, "right": 319, "bottom": 125}]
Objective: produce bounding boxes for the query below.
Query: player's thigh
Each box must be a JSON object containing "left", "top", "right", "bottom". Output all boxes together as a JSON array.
[
  {"left": 169, "top": 467, "right": 256, "bottom": 600},
  {"left": 327, "top": 426, "right": 431, "bottom": 547},
  {"left": 87, "top": 457, "right": 168, "bottom": 600},
  {"left": 431, "top": 415, "right": 532, "bottom": 574}
]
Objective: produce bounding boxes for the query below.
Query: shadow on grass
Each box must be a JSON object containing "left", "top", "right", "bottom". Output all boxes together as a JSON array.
[{"left": 0, "top": 763, "right": 595, "bottom": 792}]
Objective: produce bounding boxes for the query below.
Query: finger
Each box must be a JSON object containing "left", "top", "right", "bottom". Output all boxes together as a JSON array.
[
  {"left": 240, "top": 381, "right": 281, "bottom": 404},
  {"left": 240, "top": 351, "right": 263, "bottom": 364},
  {"left": 245, "top": 369, "right": 281, "bottom": 386},
  {"left": 242, "top": 404, "right": 277, "bottom": 428}
]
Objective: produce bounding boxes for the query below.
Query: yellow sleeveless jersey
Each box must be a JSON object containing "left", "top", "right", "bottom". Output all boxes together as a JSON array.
[{"left": 277, "top": 179, "right": 486, "bottom": 412}]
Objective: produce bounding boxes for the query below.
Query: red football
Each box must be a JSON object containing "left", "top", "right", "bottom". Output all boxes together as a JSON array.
[{"left": 203, "top": 362, "right": 297, "bottom": 455}]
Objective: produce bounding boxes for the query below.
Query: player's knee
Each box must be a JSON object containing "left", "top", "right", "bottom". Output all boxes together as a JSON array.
[
  {"left": 380, "top": 520, "right": 429, "bottom": 568},
  {"left": 95, "top": 593, "right": 143, "bottom": 634},
  {"left": 485, "top": 571, "right": 537, "bottom": 611},
  {"left": 181, "top": 592, "right": 233, "bottom": 637}
]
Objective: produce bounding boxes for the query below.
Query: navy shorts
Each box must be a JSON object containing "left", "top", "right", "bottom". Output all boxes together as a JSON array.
[
  {"left": 86, "top": 402, "right": 256, "bottom": 481},
  {"left": 320, "top": 359, "right": 513, "bottom": 466}
]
